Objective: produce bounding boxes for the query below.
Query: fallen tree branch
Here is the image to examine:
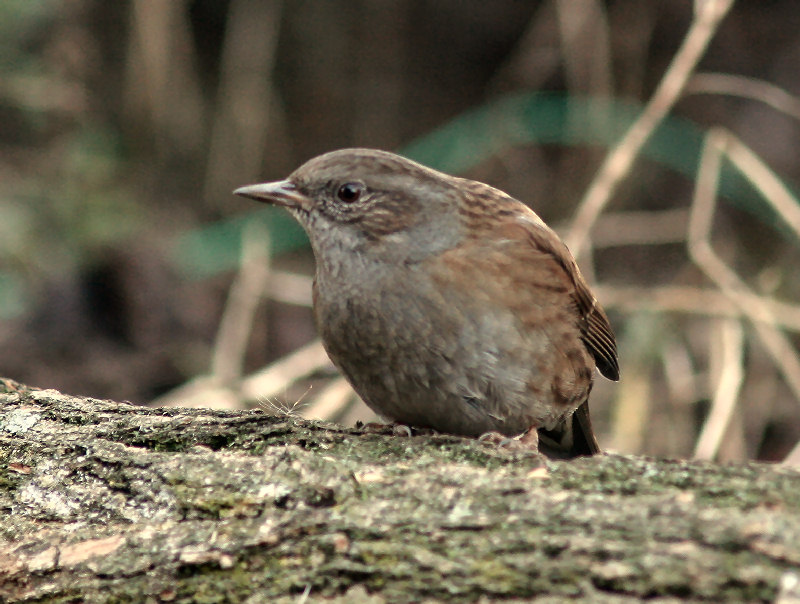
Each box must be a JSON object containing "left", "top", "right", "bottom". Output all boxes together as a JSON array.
[{"left": 1, "top": 379, "right": 799, "bottom": 602}]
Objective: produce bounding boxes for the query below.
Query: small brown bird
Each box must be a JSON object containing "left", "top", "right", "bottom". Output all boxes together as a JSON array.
[{"left": 235, "top": 149, "right": 618, "bottom": 458}]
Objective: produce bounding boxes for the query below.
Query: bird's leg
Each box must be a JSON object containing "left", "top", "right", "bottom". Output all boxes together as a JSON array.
[
  {"left": 518, "top": 425, "right": 540, "bottom": 450},
  {"left": 477, "top": 431, "right": 509, "bottom": 445},
  {"left": 358, "top": 421, "right": 410, "bottom": 436},
  {"left": 391, "top": 424, "right": 413, "bottom": 437}
]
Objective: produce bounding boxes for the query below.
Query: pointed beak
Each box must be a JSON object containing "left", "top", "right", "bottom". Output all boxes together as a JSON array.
[{"left": 233, "top": 180, "right": 309, "bottom": 209}]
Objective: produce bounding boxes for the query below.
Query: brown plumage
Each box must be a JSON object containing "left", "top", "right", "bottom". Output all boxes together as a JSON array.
[{"left": 235, "top": 148, "right": 618, "bottom": 458}]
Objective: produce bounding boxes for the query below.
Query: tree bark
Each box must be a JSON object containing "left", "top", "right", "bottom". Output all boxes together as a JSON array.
[{"left": 1, "top": 378, "right": 799, "bottom": 603}]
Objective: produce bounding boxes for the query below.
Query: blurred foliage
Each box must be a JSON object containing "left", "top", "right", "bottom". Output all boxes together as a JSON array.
[
  {"left": 1, "top": 1, "right": 799, "bottom": 460},
  {"left": 0, "top": 1, "right": 141, "bottom": 317},
  {"left": 173, "top": 208, "right": 305, "bottom": 280},
  {"left": 0, "top": 1, "right": 54, "bottom": 66}
]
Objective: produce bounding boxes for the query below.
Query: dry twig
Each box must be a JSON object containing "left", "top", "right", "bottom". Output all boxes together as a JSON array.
[
  {"left": 566, "top": 0, "right": 734, "bottom": 258},
  {"left": 594, "top": 285, "right": 800, "bottom": 333},
  {"left": 686, "top": 72, "right": 800, "bottom": 122},
  {"left": 693, "top": 319, "right": 745, "bottom": 460},
  {"left": 203, "top": 0, "right": 285, "bottom": 208},
  {"left": 211, "top": 220, "right": 272, "bottom": 385},
  {"left": 688, "top": 128, "right": 800, "bottom": 451}
]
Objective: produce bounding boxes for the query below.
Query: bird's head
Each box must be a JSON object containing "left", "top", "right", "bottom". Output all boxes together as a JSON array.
[{"left": 234, "top": 148, "right": 469, "bottom": 262}]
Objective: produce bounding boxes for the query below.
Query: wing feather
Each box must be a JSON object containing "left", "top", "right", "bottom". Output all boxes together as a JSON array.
[{"left": 516, "top": 211, "right": 619, "bottom": 382}]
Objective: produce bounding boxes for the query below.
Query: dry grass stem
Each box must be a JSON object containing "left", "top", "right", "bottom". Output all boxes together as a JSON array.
[
  {"left": 594, "top": 285, "right": 800, "bottom": 333},
  {"left": 566, "top": 0, "right": 734, "bottom": 258},
  {"left": 693, "top": 318, "right": 745, "bottom": 460},
  {"left": 149, "top": 376, "right": 242, "bottom": 409},
  {"left": 688, "top": 128, "right": 800, "bottom": 414},
  {"left": 784, "top": 440, "right": 800, "bottom": 467},
  {"left": 491, "top": 1, "right": 565, "bottom": 90},
  {"left": 723, "top": 134, "right": 800, "bottom": 239},
  {"left": 661, "top": 339, "right": 699, "bottom": 409},
  {"left": 608, "top": 359, "right": 651, "bottom": 454},
  {"left": 151, "top": 222, "right": 273, "bottom": 409},
  {"left": 556, "top": 0, "right": 613, "bottom": 97},
  {"left": 125, "top": 0, "right": 205, "bottom": 155},
  {"left": 296, "top": 585, "right": 312, "bottom": 604},
  {"left": 575, "top": 208, "right": 689, "bottom": 247},
  {"left": 211, "top": 221, "right": 272, "bottom": 385},
  {"left": 269, "top": 271, "right": 314, "bottom": 307},
  {"left": 203, "top": 0, "right": 285, "bottom": 207},
  {"left": 686, "top": 73, "right": 800, "bottom": 122}
]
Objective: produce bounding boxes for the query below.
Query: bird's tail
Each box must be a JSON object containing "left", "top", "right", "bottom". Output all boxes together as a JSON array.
[{"left": 538, "top": 401, "right": 601, "bottom": 459}]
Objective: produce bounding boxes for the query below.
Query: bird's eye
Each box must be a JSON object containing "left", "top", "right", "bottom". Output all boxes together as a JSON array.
[{"left": 336, "top": 182, "right": 364, "bottom": 203}]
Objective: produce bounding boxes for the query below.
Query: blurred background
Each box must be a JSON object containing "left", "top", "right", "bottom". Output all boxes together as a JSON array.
[{"left": 2, "top": 0, "right": 799, "bottom": 462}]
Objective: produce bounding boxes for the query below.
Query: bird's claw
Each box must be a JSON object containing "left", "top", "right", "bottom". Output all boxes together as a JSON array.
[
  {"left": 358, "top": 421, "right": 414, "bottom": 437},
  {"left": 478, "top": 427, "right": 540, "bottom": 452}
]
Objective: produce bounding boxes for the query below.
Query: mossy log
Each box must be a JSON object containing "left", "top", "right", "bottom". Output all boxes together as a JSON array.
[{"left": 1, "top": 379, "right": 799, "bottom": 603}]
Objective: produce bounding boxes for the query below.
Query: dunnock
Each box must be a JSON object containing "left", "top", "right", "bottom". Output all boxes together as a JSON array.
[{"left": 235, "top": 148, "right": 618, "bottom": 458}]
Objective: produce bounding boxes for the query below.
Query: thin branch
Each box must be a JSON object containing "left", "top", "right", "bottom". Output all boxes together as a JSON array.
[
  {"left": 784, "top": 440, "right": 800, "bottom": 467},
  {"left": 685, "top": 72, "right": 800, "bottom": 122},
  {"left": 570, "top": 208, "right": 689, "bottom": 247},
  {"left": 268, "top": 271, "right": 313, "bottom": 307},
  {"left": 687, "top": 128, "right": 800, "bottom": 409},
  {"left": 593, "top": 284, "right": 800, "bottom": 333},
  {"left": 203, "top": 0, "right": 285, "bottom": 208},
  {"left": 555, "top": 0, "right": 613, "bottom": 97},
  {"left": 211, "top": 220, "right": 272, "bottom": 385},
  {"left": 566, "top": 0, "right": 735, "bottom": 257},
  {"left": 724, "top": 133, "right": 800, "bottom": 239}
]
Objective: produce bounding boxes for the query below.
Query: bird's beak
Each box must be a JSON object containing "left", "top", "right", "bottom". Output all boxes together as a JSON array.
[{"left": 233, "top": 180, "right": 308, "bottom": 209}]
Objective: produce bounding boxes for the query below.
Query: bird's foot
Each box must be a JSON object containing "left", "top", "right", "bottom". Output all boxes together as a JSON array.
[
  {"left": 518, "top": 426, "right": 540, "bottom": 449},
  {"left": 477, "top": 431, "right": 513, "bottom": 446},
  {"left": 357, "top": 422, "right": 436, "bottom": 437},
  {"left": 478, "top": 426, "right": 540, "bottom": 452}
]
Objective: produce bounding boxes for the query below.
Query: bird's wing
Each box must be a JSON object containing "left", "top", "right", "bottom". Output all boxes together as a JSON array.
[
  {"left": 449, "top": 181, "right": 619, "bottom": 381},
  {"left": 509, "top": 210, "right": 614, "bottom": 458},
  {"left": 466, "top": 195, "right": 618, "bottom": 382},
  {"left": 514, "top": 211, "right": 619, "bottom": 382}
]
